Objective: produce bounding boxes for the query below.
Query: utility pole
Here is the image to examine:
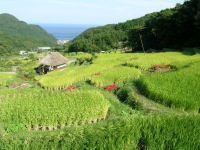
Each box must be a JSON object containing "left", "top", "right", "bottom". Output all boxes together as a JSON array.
[{"left": 139, "top": 34, "right": 145, "bottom": 54}]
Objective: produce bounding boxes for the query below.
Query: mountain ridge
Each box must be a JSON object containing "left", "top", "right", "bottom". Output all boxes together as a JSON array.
[{"left": 0, "top": 13, "right": 57, "bottom": 56}]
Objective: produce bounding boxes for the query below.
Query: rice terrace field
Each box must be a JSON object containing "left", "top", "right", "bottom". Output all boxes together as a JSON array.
[{"left": 0, "top": 51, "right": 200, "bottom": 149}]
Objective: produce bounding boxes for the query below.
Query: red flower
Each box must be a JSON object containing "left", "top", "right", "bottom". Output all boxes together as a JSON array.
[
  {"left": 65, "top": 86, "right": 76, "bottom": 91},
  {"left": 104, "top": 84, "right": 117, "bottom": 92},
  {"left": 33, "top": 81, "right": 38, "bottom": 84},
  {"left": 95, "top": 72, "right": 102, "bottom": 76},
  {"left": 164, "top": 65, "right": 170, "bottom": 68},
  {"left": 152, "top": 64, "right": 171, "bottom": 69}
]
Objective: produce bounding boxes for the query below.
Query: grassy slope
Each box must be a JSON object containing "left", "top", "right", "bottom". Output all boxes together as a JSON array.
[
  {"left": 1, "top": 51, "right": 200, "bottom": 149},
  {"left": 36, "top": 53, "right": 138, "bottom": 89},
  {"left": 137, "top": 59, "right": 200, "bottom": 112}
]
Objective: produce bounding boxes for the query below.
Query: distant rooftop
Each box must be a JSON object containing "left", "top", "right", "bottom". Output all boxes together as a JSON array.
[{"left": 38, "top": 52, "right": 68, "bottom": 66}]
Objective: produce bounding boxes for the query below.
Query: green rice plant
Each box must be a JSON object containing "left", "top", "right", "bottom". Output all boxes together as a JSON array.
[
  {"left": 36, "top": 53, "right": 136, "bottom": 90},
  {"left": 64, "top": 52, "right": 93, "bottom": 59},
  {"left": 126, "top": 52, "right": 200, "bottom": 70},
  {"left": 136, "top": 61, "right": 200, "bottom": 112},
  {"left": 91, "top": 66, "right": 141, "bottom": 87},
  {"left": 37, "top": 52, "right": 200, "bottom": 90},
  {"left": 0, "top": 73, "right": 21, "bottom": 87},
  {"left": 137, "top": 114, "right": 200, "bottom": 149},
  {"left": 0, "top": 90, "right": 110, "bottom": 130},
  {"left": 1, "top": 114, "right": 200, "bottom": 150}
]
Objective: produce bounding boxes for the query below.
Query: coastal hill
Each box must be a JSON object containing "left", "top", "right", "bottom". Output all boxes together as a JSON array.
[
  {"left": 66, "top": 0, "right": 200, "bottom": 53},
  {"left": 0, "top": 13, "right": 57, "bottom": 56}
]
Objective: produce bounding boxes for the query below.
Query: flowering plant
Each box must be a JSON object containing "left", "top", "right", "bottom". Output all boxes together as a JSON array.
[
  {"left": 95, "top": 72, "right": 102, "bottom": 76},
  {"left": 104, "top": 84, "right": 117, "bottom": 92},
  {"left": 65, "top": 86, "right": 76, "bottom": 91},
  {"left": 152, "top": 64, "right": 170, "bottom": 69},
  {"left": 33, "top": 81, "right": 38, "bottom": 84}
]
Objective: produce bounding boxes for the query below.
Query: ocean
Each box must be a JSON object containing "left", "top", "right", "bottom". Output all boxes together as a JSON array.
[{"left": 39, "top": 24, "right": 96, "bottom": 40}]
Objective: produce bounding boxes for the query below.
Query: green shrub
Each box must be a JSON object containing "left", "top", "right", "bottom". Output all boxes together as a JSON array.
[{"left": 117, "top": 83, "right": 143, "bottom": 110}]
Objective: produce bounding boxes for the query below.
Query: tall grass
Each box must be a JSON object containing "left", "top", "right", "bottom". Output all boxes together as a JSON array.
[
  {"left": 0, "top": 73, "right": 21, "bottom": 87},
  {"left": 137, "top": 61, "right": 200, "bottom": 112},
  {"left": 0, "top": 90, "right": 110, "bottom": 130},
  {"left": 0, "top": 115, "right": 200, "bottom": 150},
  {"left": 91, "top": 66, "right": 141, "bottom": 87},
  {"left": 126, "top": 52, "right": 200, "bottom": 70},
  {"left": 36, "top": 53, "right": 136, "bottom": 90}
]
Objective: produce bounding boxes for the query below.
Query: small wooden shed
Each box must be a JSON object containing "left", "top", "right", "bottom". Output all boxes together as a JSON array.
[{"left": 37, "top": 52, "right": 68, "bottom": 74}]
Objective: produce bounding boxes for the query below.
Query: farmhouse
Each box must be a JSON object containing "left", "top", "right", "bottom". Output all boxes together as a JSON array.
[
  {"left": 37, "top": 52, "right": 68, "bottom": 74},
  {"left": 38, "top": 47, "right": 51, "bottom": 52}
]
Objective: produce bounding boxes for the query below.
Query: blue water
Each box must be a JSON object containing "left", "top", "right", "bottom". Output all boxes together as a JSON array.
[{"left": 39, "top": 24, "right": 96, "bottom": 40}]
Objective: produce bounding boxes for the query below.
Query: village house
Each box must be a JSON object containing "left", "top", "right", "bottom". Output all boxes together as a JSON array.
[
  {"left": 38, "top": 47, "right": 51, "bottom": 52},
  {"left": 57, "top": 40, "right": 69, "bottom": 45},
  {"left": 19, "top": 50, "right": 26, "bottom": 55},
  {"left": 37, "top": 52, "right": 69, "bottom": 74}
]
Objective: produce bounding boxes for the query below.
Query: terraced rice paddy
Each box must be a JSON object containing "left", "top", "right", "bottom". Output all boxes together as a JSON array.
[
  {"left": 137, "top": 61, "right": 200, "bottom": 112},
  {"left": 0, "top": 89, "right": 110, "bottom": 130},
  {"left": 0, "top": 73, "right": 19, "bottom": 86},
  {"left": 36, "top": 53, "right": 136, "bottom": 90},
  {"left": 1, "top": 51, "right": 200, "bottom": 149},
  {"left": 125, "top": 52, "right": 200, "bottom": 70},
  {"left": 91, "top": 66, "right": 141, "bottom": 87}
]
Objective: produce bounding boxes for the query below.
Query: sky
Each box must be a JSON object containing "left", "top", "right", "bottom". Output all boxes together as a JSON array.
[{"left": 0, "top": 0, "right": 185, "bottom": 25}]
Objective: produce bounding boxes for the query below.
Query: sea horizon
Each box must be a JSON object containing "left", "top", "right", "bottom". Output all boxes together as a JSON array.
[{"left": 38, "top": 24, "right": 99, "bottom": 40}]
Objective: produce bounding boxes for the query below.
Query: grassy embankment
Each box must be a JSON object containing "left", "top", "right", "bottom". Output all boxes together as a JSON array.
[{"left": 0, "top": 51, "right": 200, "bottom": 149}]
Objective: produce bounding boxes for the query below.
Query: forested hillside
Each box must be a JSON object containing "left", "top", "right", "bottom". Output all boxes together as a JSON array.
[
  {"left": 66, "top": 15, "right": 152, "bottom": 52},
  {"left": 0, "top": 13, "right": 57, "bottom": 56},
  {"left": 128, "top": 0, "right": 200, "bottom": 51},
  {"left": 66, "top": 0, "right": 200, "bottom": 52}
]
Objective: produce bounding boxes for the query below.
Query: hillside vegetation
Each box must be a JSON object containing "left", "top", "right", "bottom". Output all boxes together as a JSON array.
[
  {"left": 66, "top": 15, "right": 151, "bottom": 52},
  {"left": 1, "top": 0, "right": 200, "bottom": 149},
  {"left": 0, "top": 13, "right": 57, "bottom": 56},
  {"left": 66, "top": 0, "right": 200, "bottom": 52},
  {"left": 0, "top": 51, "right": 200, "bottom": 149}
]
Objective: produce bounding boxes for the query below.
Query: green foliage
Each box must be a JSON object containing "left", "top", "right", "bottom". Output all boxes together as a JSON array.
[
  {"left": 36, "top": 53, "right": 135, "bottom": 90},
  {"left": 0, "top": 73, "right": 23, "bottom": 87},
  {"left": 0, "top": 13, "right": 57, "bottom": 56},
  {"left": 128, "top": 0, "right": 200, "bottom": 51},
  {"left": 125, "top": 52, "right": 200, "bottom": 70},
  {"left": 117, "top": 81, "right": 143, "bottom": 110},
  {"left": 76, "top": 82, "right": 135, "bottom": 117},
  {"left": 136, "top": 60, "right": 200, "bottom": 112},
  {"left": 65, "top": 15, "right": 151, "bottom": 52},
  {"left": 17, "top": 62, "right": 39, "bottom": 79},
  {"left": 64, "top": 0, "right": 200, "bottom": 53},
  {"left": 0, "top": 89, "right": 110, "bottom": 130},
  {"left": 5, "top": 123, "right": 26, "bottom": 133},
  {"left": 0, "top": 115, "right": 200, "bottom": 149},
  {"left": 91, "top": 66, "right": 141, "bottom": 87}
]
